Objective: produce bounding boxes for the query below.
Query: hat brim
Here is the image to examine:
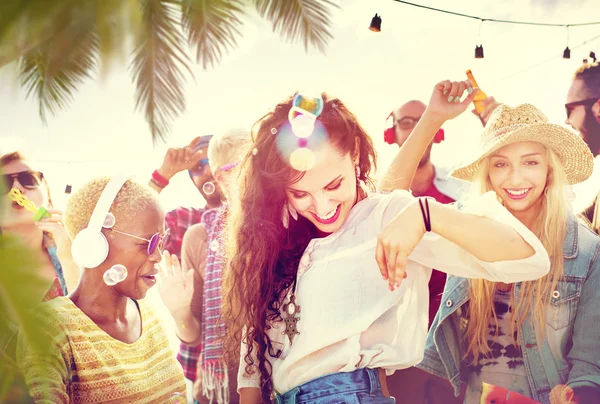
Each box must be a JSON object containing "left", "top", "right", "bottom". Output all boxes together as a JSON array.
[{"left": 451, "top": 123, "right": 594, "bottom": 185}]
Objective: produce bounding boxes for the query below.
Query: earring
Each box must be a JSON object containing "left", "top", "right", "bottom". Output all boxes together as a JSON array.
[
  {"left": 282, "top": 202, "right": 298, "bottom": 229},
  {"left": 289, "top": 203, "right": 298, "bottom": 221},
  {"left": 355, "top": 165, "right": 361, "bottom": 182},
  {"left": 103, "top": 264, "right": 128, "bottom": 286}
]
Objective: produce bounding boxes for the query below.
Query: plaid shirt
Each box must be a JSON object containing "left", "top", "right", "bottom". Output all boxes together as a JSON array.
[
  {"left": 164, "top": 207, "right": 206, "bottom": 259},
  {"left": 178, "top": 342, "right": 201, "bottom": 381}
]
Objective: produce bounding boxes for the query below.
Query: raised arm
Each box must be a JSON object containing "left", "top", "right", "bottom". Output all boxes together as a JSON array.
[
  {"left": 378, "top": 79, "right": 476, "bottom": 192},
  {"left": 148, "top": 136, "right": 204, "bottom": 194}
]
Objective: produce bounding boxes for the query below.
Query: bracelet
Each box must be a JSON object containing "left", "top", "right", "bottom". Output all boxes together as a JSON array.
[
  {"left": 150, "top": 177, "right": 166, "bottom": 189},
  {"left": 152, "top": 170, "right": 169, "bottom": 187},
  {"left": 418, "top": 198, "right": 432, "bottom": 232}
]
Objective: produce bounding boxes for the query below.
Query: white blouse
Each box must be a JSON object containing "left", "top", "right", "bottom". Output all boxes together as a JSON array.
[{"left": 237, "top": 190, "right": 550, "bottom": 394}]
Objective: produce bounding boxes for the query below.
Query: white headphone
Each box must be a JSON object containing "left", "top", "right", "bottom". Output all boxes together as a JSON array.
[{"left": 71, "top": 175, "right": 131, "bottom": 269}]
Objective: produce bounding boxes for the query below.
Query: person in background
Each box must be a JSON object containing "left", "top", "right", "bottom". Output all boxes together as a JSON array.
[
  {"left": 384, "top": 101, "right": 468, "bottom": 403},
  {"left": 149, "top": 135, "right": 225, "bottom": 402},
  {"left": 18, "top": 176, "right": 186, "bottom": 403},
  {"left": 159, "top": 128, "right": 250, "bottom": 404},
  {"left": 149, "top": 135, "right": 224, "bottom": 259},
  {"left": 1, "top": 151, "right": 81, "bottom": 403},
  {"left": 1, "top": 151, "right": 79, "bottom": 298},
  {"left": 566, "top": 62, "right": 600, "bottom": 232}
]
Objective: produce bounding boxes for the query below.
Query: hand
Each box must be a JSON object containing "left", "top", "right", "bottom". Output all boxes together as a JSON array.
[
  {"left": 425, "top": 79, "right": 478, "bottom": 123},
  {"left": 35, "top": 209, "right": 72, "bottom": 260},
  {"left": 376, "top": 200, "right": 426, "bottom": 291},
  {"left": 157, "top": 251, "right": 195, "bottom": 320},
  {"left": 157, "top": 136, "right": 205, "bottom": 180},
  {"left": 473, "top": 96, "right": 500, "bottom": 127},
  {"left": 549, "top": 385, "right": 579, "bottom": 404}
]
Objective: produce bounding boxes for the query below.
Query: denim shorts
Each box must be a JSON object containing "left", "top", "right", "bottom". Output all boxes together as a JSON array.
[{"left": 273, "top": 368, "right": 396, "bottom": 404}]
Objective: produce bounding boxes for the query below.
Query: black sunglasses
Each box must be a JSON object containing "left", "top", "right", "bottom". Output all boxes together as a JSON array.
[
  {"left": 565, "top": 98, "right": 599, "bottom": 119},
  {"left": 396, "top": 116, "right": 421, "bottom": 130},
  {"left": 2, "top": 171, "right": 43, "bottom": 194}
]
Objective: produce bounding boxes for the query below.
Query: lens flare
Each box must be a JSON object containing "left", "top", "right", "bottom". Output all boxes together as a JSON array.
[
  {"left": 202, "top": 182, "right": 216, "bottom": 195},
  {"left": 289, "top": 148, "right": 316, "bottom": 171}
]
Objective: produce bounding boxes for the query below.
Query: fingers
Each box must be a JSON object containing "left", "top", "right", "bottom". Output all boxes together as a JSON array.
[
  {"left": 386, "top": 248, "right": 398, "bottom": 289},
  {"left": 376, "top": 238, "right": 388, "bottom": 281},
  {"left": 170, "top": 253, "right": 180, "bottom": 277},
  {"left": 188, "top": 136, "right": 201, "bottom": 149},
  {"left": 394, "top": 251, "right": 409, "bottom": 287},
  {"left": 159, "top": 250, "right": 171, "bottom": 280},
  {"left": 377, "top": 237, "right": 408, "bottom": 291},
  {"left": 437, "top": 80, "right": 452, "bottom": 96}
]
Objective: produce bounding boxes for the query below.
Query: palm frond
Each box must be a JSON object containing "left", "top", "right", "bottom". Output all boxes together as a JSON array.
[
  {"left": 181, "top": 0, "right": 245, "bottom": 69},
  {"left": 19, "top": 24, "right": 98, "bottom": 124},
  {"left": 93, "top": 0, "right": 140, "bottom": 74},
  {"left": 254, "top": 0, "right": 337, "bottom": 53},
  {"left": 130, "top": 0, "right": 192, "bottom": 143}
]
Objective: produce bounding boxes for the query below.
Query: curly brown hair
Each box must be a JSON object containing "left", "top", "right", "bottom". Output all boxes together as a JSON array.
[{"left": 221, "top": 93, "right": 377, "bottom": 401}]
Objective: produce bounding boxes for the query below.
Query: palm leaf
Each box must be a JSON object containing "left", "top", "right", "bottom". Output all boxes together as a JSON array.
[
  {"left": 16, "top": 2, "right": 99, "bottom": 124},
  {"left": 181, "top": 0, "right": 245, "bottom": 69},
  {"left": 130, "top": 0, "right": 192, "bottom": 143},
  {"left": 254, "top": 0, "right": 337, "bottom": 53},
  {"left": 19, "top": 29, "right": 98, "bottom": 124}
]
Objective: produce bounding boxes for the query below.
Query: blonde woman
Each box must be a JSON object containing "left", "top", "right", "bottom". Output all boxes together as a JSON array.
[{"left": 410, "top": 104, "right": 600, "bottom": 404}]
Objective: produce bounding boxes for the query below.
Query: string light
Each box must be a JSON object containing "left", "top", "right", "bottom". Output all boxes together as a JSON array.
[
  {"left": 375, "top": 1, "right": 600, "bottom": 59},
  {"left": 389, "top": 0, "right": 600, "bottom": 28},
  {"left": 369, "top": 14, "right": 382, "bottom": 32}
]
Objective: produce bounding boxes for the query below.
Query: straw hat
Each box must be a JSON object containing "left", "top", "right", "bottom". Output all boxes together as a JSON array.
[{"left": 451, "top": 103, "right": 594, "bottom": 185}]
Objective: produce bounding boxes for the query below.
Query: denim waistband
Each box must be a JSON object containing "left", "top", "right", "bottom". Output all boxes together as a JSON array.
[{"left": 274, "top": 368, "right": 382, "bottom": 403}]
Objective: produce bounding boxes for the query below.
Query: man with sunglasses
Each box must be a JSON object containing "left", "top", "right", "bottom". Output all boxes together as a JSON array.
[
  {"left": 148, "top": 135, "right": 224, "bottom": 260},
  {"left": 565, "top": 62, "right": 600, "bottom": 233},
  {"left": 384, "top": 100, "right": 467, "bottom": 404}
]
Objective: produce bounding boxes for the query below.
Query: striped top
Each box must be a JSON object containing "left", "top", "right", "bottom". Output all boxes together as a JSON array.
[{"left": 18, "top": 297, "right": 186, "bottom": 403}]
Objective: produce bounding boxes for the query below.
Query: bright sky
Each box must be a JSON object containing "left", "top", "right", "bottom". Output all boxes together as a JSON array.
[{"left": 1, "top": 0, "right": 599, "bottom": 212}]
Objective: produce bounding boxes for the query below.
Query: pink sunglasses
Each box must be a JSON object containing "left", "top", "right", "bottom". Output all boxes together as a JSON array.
[{"left": 110, "top": 228, "right": 171, "bottom": 255}]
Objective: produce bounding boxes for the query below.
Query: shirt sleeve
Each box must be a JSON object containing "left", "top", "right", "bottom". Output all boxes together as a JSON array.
[
  {"left": 237, "top": 329, "right": 261, "bottom": 391},
  {"left": 17, "top": 313, "right": 70, "bottom": 404},
  {"left": 385, "top": 191, "right": 551, "bottom": 283},
  {"left": 179, "top": 223, "right": 208, "bottom": 345}
]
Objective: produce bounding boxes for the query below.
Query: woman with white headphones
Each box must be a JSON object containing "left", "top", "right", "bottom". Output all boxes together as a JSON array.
[{"left": 17, "top": 176, "right": 187, "bottom": 403}]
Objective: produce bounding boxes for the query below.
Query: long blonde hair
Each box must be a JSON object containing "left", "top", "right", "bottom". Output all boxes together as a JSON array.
[{"left": 465, "top": 146, "right": 570, "bottom": 363}]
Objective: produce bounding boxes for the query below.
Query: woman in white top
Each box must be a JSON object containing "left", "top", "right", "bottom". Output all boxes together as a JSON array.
[{"left": 221, "top": 80, "right": 551, "bottom": 403}]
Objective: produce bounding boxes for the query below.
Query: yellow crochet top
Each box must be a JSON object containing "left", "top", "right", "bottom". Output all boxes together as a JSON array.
[{"left": 18, "top": 297, "right": 186, "bottom": 403}]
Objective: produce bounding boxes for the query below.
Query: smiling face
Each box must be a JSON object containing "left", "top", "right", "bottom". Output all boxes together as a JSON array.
[
  {"left": 285, "top": 141, "right": 358, "bottom": 234},
  {"left": 103, "top": 202, "right": 165, "bottom": 300},
  {"left": 487, "top": 141, "right": 549, "bottom": 222}
]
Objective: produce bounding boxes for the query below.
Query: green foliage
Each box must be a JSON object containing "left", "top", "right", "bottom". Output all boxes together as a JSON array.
[{"left": 0, "top": 0, "right": 338, "bottom": 142}]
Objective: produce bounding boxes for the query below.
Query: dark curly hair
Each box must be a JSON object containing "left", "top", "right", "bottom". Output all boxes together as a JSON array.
[{"left": 221, "top": 93, "right": 377, "bottom": 401}]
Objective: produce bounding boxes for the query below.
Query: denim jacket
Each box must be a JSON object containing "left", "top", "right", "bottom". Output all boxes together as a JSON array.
[{"left": 417, "top": 215, "right": 600, "bottom": 404}]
